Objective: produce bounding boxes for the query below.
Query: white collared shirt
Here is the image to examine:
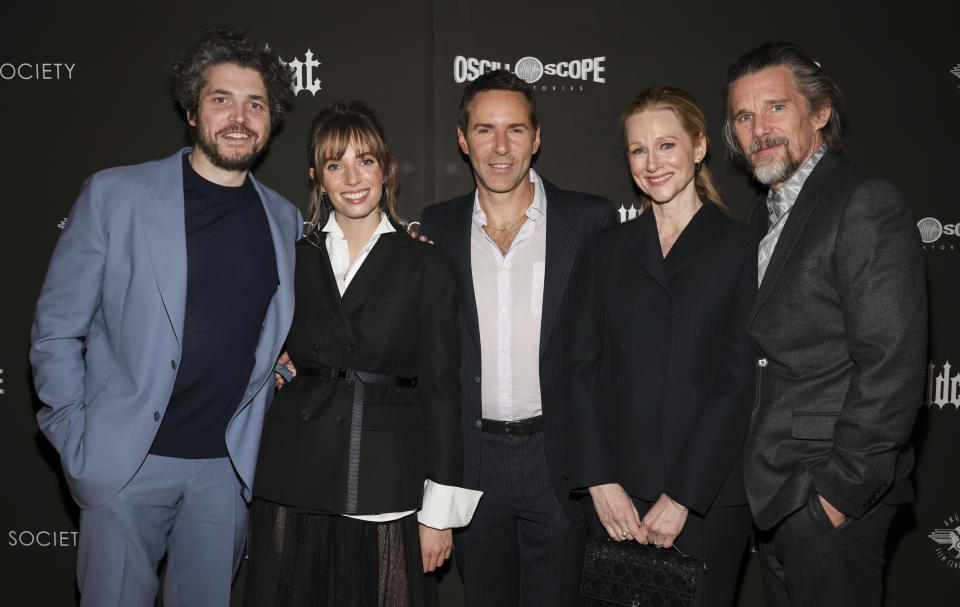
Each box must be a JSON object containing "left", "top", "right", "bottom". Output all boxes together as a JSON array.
[
  {"left": 322, "top": 211, "right": 396, "bottom": 296},
  {"left": 471, "top": 169, "right": 547, "bottom": 421},
  {"left": 321, "top": 211, "right": 482, "bottom": 527}
]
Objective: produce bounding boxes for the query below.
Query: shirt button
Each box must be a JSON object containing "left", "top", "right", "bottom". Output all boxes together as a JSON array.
[
  {"left": 312, "top": 344, "right": 321, "bottom": 354},
  {"left": 336, "top": 416, "right": 347, "bottom": 427},
  {"left": 501, "top": 307, "right": 508, "bottom": 313},
  {"left": 170, "top": 360, "right": 177, "bottom": 369},
  {"left": 474, "top": 375, "right": 481, "bottom": 384},
  {"left": 346, "top": 345, "right": 355, "bottom": 353},
  {"left": 153, "top": 411, "right": 161, "bottom": 421},
  {"left": 475, "top": 419, "right": 483, "bottom": 428},
  {"left": 300, "top": 409, "right": 310, "bottom": 421},
  {"left": 501, "top": 388, "right": 507, "bottom": 395},
  {"left": 758, "top": 357, "right": 768, "bottom": 367},
  {"left": 620, "top": 341, "right": 631, "bottom": 351}
]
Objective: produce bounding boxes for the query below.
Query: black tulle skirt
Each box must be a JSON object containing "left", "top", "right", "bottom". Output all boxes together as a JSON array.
[{"left": 243, "top": 498, "right": 438, "bottom": 607}]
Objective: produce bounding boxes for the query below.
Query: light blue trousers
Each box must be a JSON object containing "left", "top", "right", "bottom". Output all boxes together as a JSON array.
[{"left": 77, "top": 455, "right": 248, "bottom": 607}]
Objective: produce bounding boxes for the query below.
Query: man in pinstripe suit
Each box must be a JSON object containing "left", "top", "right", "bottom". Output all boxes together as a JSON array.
[{"left": 419, "top": 69, "right": 614, "bottom": 606}]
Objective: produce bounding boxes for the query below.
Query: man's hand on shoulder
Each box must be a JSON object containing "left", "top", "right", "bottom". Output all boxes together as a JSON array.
[{"left": 406, "top": 221, "right": 434, "bottom": 245}]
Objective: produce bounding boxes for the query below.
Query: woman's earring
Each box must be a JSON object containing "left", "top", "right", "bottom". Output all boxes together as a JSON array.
[{"left": 695, "top": 161, "right": 703, "bottom": 172}]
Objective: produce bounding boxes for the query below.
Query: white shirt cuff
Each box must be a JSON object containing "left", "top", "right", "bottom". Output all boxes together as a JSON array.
[{"left": 416, "top": 480, "right": 483, "bottom": 529}]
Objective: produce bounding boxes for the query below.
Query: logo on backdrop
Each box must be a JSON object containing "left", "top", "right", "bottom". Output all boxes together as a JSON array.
[
  {"left": 928, "top": 513, "right": 960, "bottom": 569},
  {"left": 0, "top": 367, "right": 4, "bottom": 395},
  {"left": 453, "top": 54, "right": 606, "bottom": 91},
  {"left": 279, "top": 49, "right": 322, "bottom": 96},
  {"left": 617, "top": 203, "right": 643, "bottom": 223},
  {"left": 0, "top": 62, "right": 75, "bottom": 81},
  {"left": 58, "top": 217, "right": 68, "bottom": 230},
  {"left": 7, "top": 530, "right": 78, "bottom": 548},
  {"left": 924, "top": 361, "right": 960, "bottom": 409},
  {"left": 917, "top": 217, "right": 960, "bottom": 251}
]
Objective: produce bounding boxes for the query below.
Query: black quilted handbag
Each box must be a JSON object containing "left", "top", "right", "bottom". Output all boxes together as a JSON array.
[{"left": 580, "top": 536, "right": 706, "bottom": 606}]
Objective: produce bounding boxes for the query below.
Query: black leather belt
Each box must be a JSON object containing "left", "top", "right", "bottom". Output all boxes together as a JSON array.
[
  {"left": 481, "top": 416, "right": 544, "bottom": 436},
  {"left": 298, "top": 366, "right": 418, "bottom": 388}
]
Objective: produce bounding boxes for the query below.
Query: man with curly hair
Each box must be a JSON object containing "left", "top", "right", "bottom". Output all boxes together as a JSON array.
[{"left": 29, "top": 29, "right": 301, "bottom": 606}]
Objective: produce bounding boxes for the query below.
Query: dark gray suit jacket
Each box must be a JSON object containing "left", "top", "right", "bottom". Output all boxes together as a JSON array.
[
  {"left": 420, "top": 179, "right": 614, "bottom": 521},
  {"left": 744, "top": 150, "right": 927, "bottom": 530}
]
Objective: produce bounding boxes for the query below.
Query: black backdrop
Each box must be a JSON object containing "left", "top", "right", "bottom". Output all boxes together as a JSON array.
[{"left": 3, "top": 1, "right": 958, "bottom": 604}]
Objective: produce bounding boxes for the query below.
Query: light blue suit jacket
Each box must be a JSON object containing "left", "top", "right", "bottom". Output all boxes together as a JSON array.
[{"left": 30, "top": 148, "right": 302, "bottom": 510}]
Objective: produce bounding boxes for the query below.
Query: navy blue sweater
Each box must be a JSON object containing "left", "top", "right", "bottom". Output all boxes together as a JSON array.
[{"left": 150, "top": 155, "right": 278, "bottom": 458}]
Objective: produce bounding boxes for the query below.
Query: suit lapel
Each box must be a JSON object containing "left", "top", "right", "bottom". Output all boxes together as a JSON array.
[
  {"left": 539, "top": 184, "right": 581, "bottom": 355},
  {"left": 141, "top": 149, "right": 189, "bottom": 347},
  {"left": 341, "top": 231, "right": 401, "bottom": 317},
  {"left": 619, "top": 209, "right": 669, "bottom": 294},
  {"left": 233, "top": 177, "right": 301, "bottom": 409},
  {"left": 664, "top": 203, "right": 724, "bottom": 277},
  {"left": 750, "top": 151, "right": 842, "bottom": 325},
  {"left": 442, "top": 197, "right": 481, "bottom": 352},
  {"left": 251, "top": 174, "right": 297, "bottom": 350},
  {"left": 299, "top": 234, "right": 355, "bottom": 341}
]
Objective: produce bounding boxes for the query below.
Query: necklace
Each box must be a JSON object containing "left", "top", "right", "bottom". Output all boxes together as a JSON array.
[
  {"left": 484, "top": 183, "right": 535, "bottom": 232},
  {"left": 484, "top": 215, "right": 528, "bottom": 232}
]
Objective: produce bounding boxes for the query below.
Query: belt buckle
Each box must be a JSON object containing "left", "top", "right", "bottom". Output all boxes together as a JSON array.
[{"left": 505, "top": 420, "right": 527, "bottom": 436}]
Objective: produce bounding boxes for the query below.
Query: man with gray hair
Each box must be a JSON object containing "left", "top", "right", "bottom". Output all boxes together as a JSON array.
[
  {"left": 30, "top": 29, "right": 300, "bottom": 606},
  {"left": 723, "top": 41, "right": 926, "bottom": 606}
]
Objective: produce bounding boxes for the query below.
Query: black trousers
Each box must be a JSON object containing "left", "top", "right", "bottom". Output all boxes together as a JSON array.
[
  {"left": 454, "top": 431, "right": 585, "bottom": 607},
  {"left": 584, "top": 495, "right": 752, "bottom": 607},
  {"left": 756, "top": 492, "right": 897, "bottom": 607}
]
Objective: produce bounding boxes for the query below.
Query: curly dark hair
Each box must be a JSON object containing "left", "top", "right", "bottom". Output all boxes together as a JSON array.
[{"left": 171, "top": 28, "right": 294, "bottom": 134}]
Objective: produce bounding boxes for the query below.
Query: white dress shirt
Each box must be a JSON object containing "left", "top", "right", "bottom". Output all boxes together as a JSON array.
[
  {"left": 321, "top": 211, "right": 482, "bottom": 528},
  {"left": 471, "top": 169, "right": 547, "bottom": 422}
]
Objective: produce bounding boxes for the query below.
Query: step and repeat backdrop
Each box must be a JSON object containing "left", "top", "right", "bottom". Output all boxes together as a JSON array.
[{"left": 2, "top": 1, "right": 957, "bottom": 604}]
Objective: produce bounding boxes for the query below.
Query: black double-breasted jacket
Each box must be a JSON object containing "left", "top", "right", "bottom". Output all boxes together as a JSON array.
[
  {"left": 567, "top": 202, "right": 759, "bottom": 515},
  {"left": 253, "top": 228, "right": 463, "bottom": 515}
]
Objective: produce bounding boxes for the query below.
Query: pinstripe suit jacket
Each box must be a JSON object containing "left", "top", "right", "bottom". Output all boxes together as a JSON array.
[{"left": 420, "top": 179, "right": 614, "bottom": 520}]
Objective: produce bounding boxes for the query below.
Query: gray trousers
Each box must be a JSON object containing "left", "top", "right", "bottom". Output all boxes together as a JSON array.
[{"left": 77, "top": 455, "right": 247, "bottom": 607}]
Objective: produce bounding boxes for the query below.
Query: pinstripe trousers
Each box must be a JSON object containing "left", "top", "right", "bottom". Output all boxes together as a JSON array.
[{"left": 453, "top": 431, "right": 585, "bottom": 607}]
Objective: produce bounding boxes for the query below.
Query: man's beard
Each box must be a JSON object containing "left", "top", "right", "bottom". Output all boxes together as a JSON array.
[
  {"left": 746, "top": 136, "right": 800, "bottom": 186},
  {"left": 194, "top": 123, "right": 267, "bottom": 172}
]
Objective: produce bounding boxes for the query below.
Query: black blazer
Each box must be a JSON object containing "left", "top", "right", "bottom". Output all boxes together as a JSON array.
[
  {"left": 743, "top": 151, "right": 927, "bottom": 530},
  {"left": 420, "top": 180, "right": 614, "bottom": 520},
  {"left": 253, "top": 229, "right": 463, "bottom": 515},
  {"left": 567, "top": 203, "right": 758, "bottom": 515}
]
